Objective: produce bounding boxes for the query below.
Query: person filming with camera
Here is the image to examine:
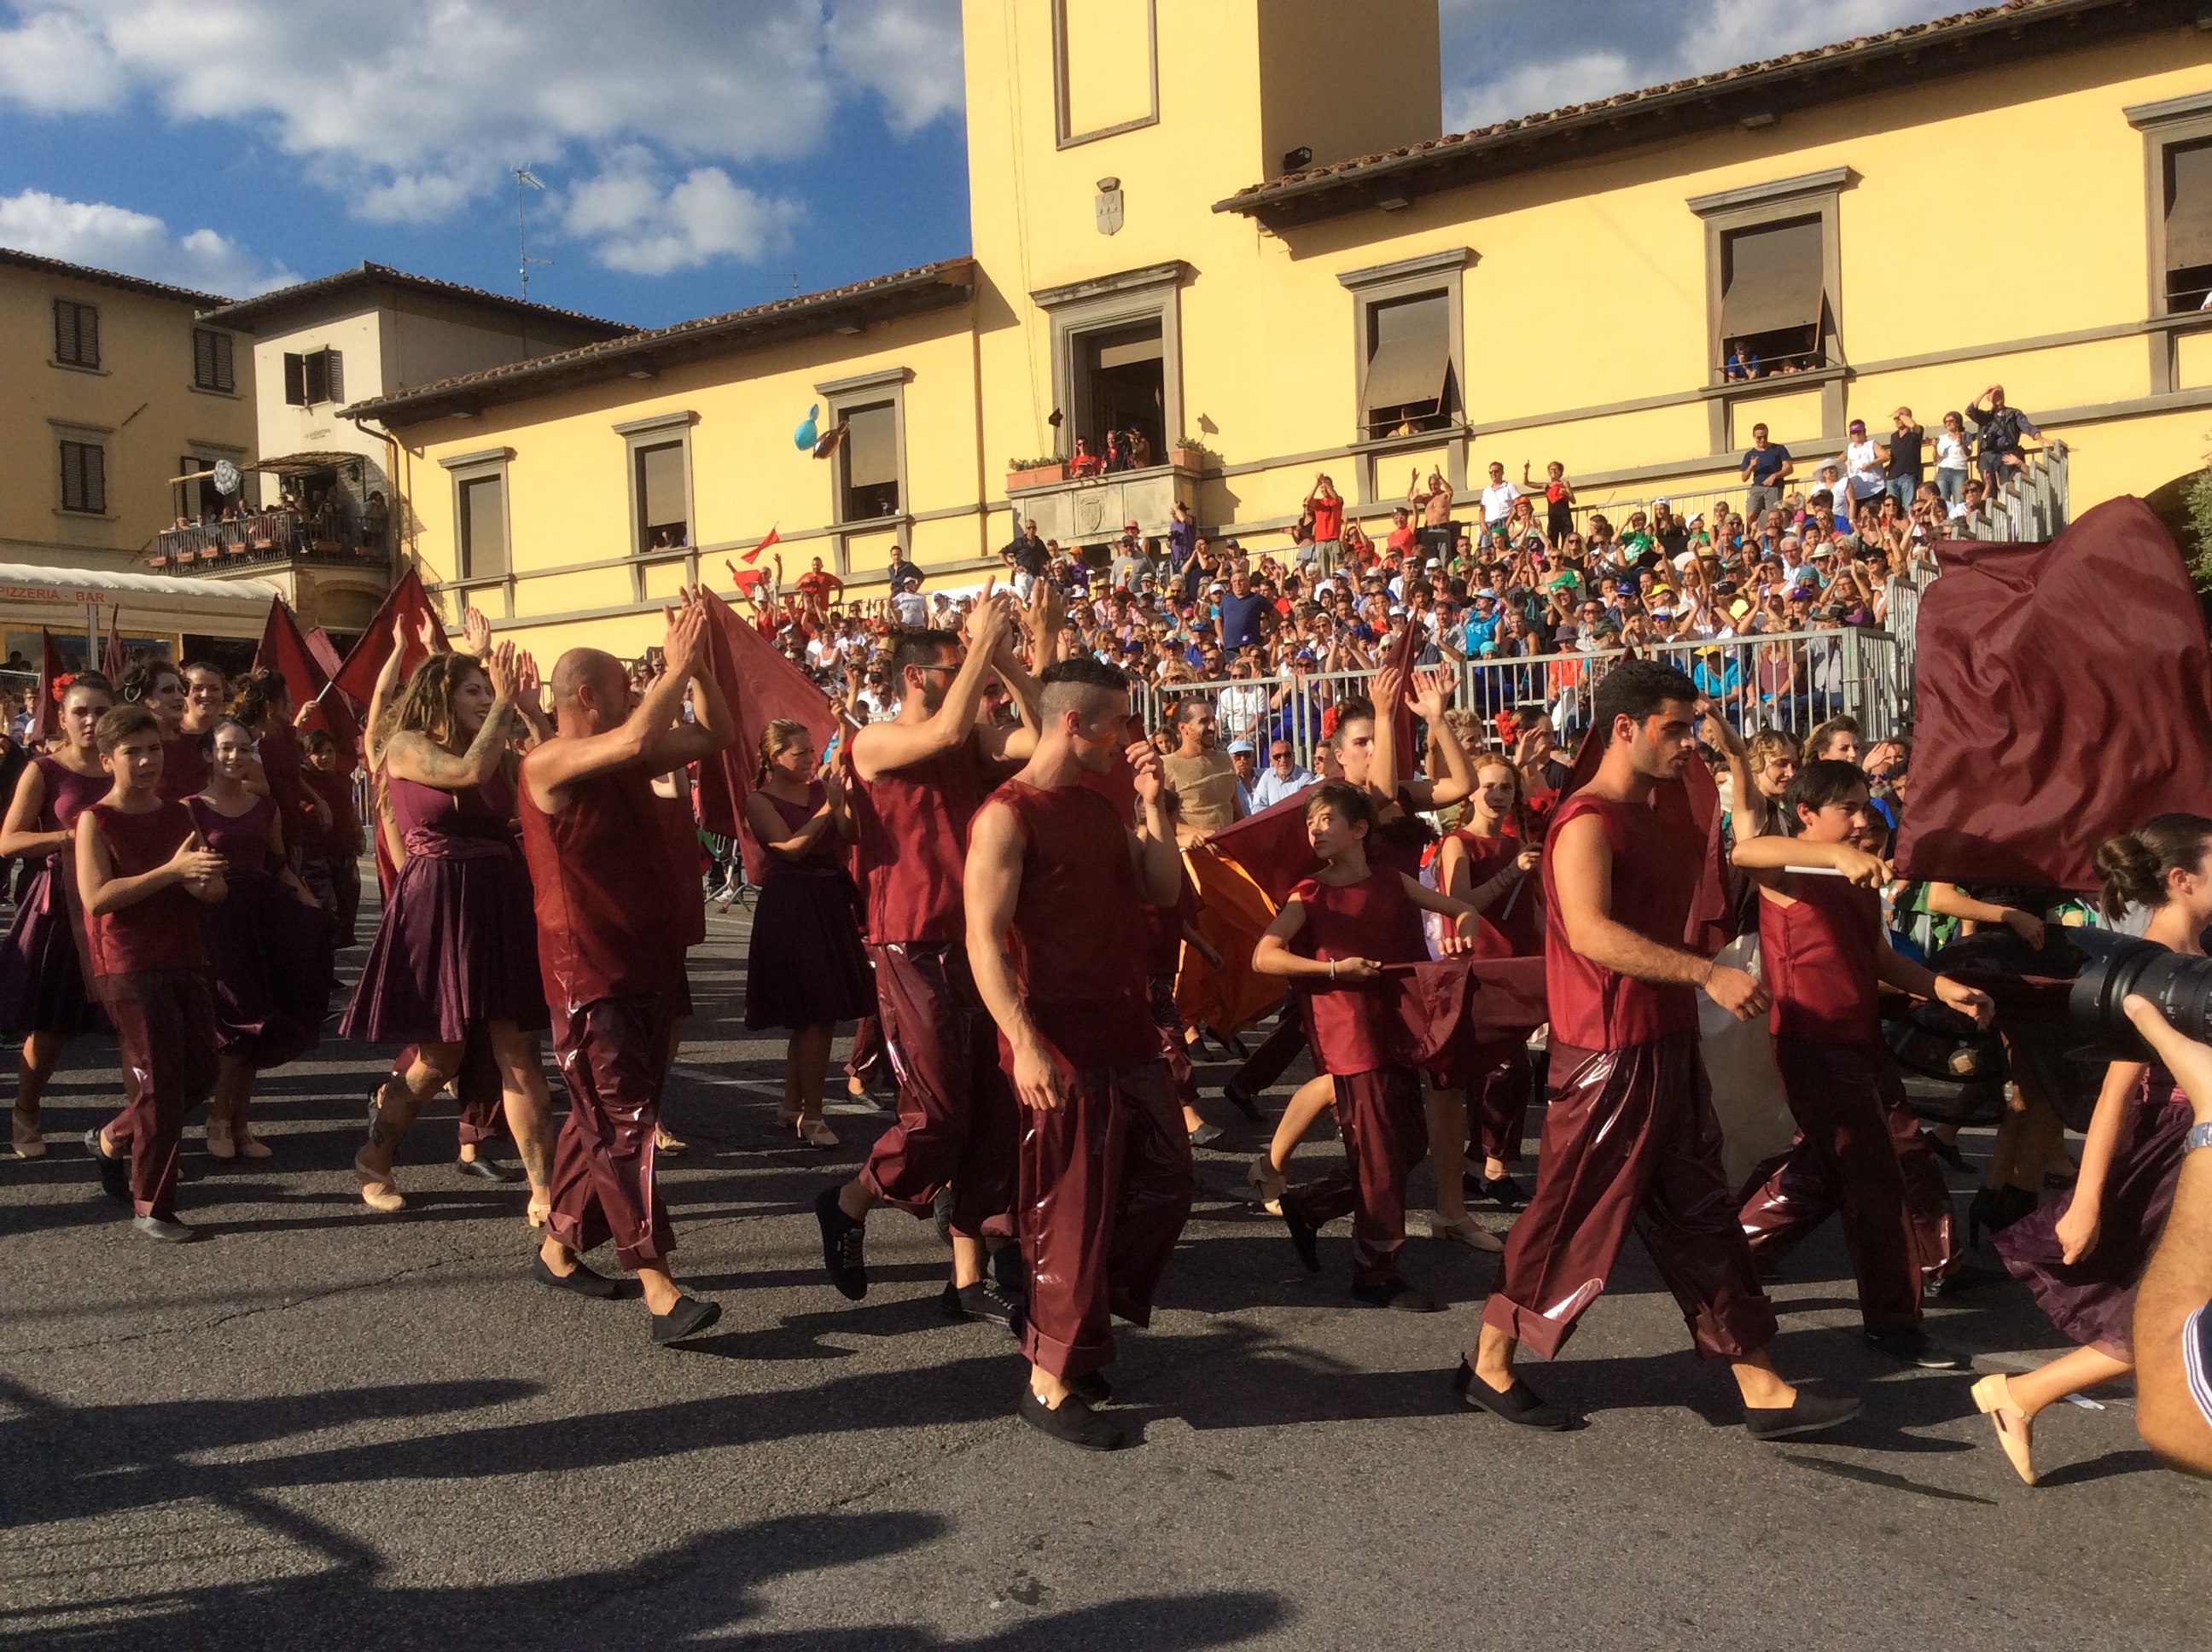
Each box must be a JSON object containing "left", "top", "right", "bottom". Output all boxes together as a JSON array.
[{"left": 1971, "top": 813, "right": 2212, "bottom": 1485}]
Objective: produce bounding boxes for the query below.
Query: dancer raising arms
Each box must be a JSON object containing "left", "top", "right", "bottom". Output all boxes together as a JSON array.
[
  {"left": 341, "top": 643, "right": 554, "bottom": 1217},
  {"left": 966, "top": 656, "right": 1192, "bottom": 1449},
  {"left": 1464, "top": 659, "right": 1857, "bottom": 1439},
  {"left": 520, "top": 594, "right": 733, "bottom": 1343},
  {"left": 0, "top": 673, "right": 114, "bottom": 1158},
  {"left": 189, "top": 718, "right": 330, "bottom": 1161},
  {"left": 1974, "top": 814, "right": 2212, "bottom": 1483}
]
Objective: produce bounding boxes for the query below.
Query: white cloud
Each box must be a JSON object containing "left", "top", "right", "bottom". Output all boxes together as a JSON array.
[
  {"left": 565, "top": 154, "right": 801, "bottom": 276},
  {"left": 0, "top": 189, "right": 296, "bottom": 295},
  {"left": 0, "top": 0, "right": 962, "bottom": 269},
  {"left": 1448, "top": 52, "right": 1633, "bottom": 131}
]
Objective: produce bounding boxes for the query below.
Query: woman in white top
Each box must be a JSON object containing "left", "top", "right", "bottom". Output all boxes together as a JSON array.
[
  {"left": 1843, "top": 418, "right": 1887, "bottom": 503},
  {"left": 1934, "top": 410, "right": 1972, "bottom": 507}
]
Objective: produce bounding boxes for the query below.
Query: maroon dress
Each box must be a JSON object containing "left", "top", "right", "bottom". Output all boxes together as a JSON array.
[
  {"left": 742, "top": 781, "right": 870, "bottom": 1031},
  {"left": 339, "top": 770, "right": 548, "bottom": 1044},
  {"left": 0, "top": 755, "right": 110, "bottom": 1038},
  {"left": 156, "top": 729, "right": 209, "bottom": 803},
  {"left": 1994, "top": 1065, "right": 2194, "bottom": 1360},
  {"left": 189, "top": 794, "right": 329, "bottom": 1069}
]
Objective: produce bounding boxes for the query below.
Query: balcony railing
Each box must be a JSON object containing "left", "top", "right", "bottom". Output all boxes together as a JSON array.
[{"left": 149, "top": 510, "right": 390, "bottom": 577}]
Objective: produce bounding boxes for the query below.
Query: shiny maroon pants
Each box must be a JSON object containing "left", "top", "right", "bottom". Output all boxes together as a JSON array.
[
  {"left": 859, "top": 942, "right": 1018, "bottom": 1240},
  {"left": 1738, "top": 1038, "right": 1957, "bottom": 1334},
  {"left": 1016, "top": 1057, "right": 1194, "bottom": 1381},
  {"left": 544, "top": 992, "right": 678, "bottom": 1271},
  {"left": 1469, "top": 1045, "right": 1534, "bottom": 1166},
  {"left": 1283, "top": 1066, "right": 1428, "bottom": 1285},
  {"left": 98, "top": 969, "right": 218, "bottom": 1219},
  {"left": 1148, "top": 972, "right": 1198, "bottom": 1108},
  {"left": 1483, "top": 1034, "right": 1777, "bottom": 1361}
]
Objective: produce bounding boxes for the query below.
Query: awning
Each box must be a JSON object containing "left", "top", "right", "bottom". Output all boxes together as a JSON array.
[
  {"left": 1721, "top": 218, "right": 1825, "bottom": 339},
  {"left": 1362, "top": 292, "right": 1450, "bottom": 416},
  {"left": 164, "top": 451, "right": 368, "bottom": 486},
  {"left": 2167, "top": 139, "right": 2212, "bottom": 270},
  {"left": 0, "top": 562, "right": 280, "bottom": 608}
]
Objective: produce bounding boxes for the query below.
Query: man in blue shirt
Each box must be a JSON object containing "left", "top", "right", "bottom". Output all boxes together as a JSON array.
[
  {"left": 1249, "top": 737, "right": 1317, "bottom": 810},
  {"left": 1215, "top": 567, "right": 1267, "bottom": 654},
  {"left": 1740, "top": 422, "right": 1794, "bottom": 518}
]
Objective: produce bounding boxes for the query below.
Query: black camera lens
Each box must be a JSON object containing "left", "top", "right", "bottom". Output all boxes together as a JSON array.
[{"left": 2069, "top": 937, "right": 2212, "bottom": 1059}]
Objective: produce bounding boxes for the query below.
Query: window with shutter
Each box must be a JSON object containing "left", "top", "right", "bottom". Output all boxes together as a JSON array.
[
  {"left": 284, "top": 352, "right": 306, "bottom": 405},
  {"left": 324, "top": 349, "right": 344, "bottom": 405},
  {"left": 458, "top": 474, "right": 509, "bottom": 579},
  {"left": 1718, "top": 217, "right": 1826, "bottom": 374},
  {"left": 636, "top": 442, "right": 689, "bottom": 550},
  {"left": 839, "top": 402, "right": 901, "bottom": 520},
  {"left": 193, "top": 328, "right": 235, "bottom": 392},
  {"left": 60, "top": 440, "right": 106, "bottom": 513},
  {"left": 1360, "top": 291, "right": 1454, "bottom": 439},
  {"left": 2164, "top": 138, "right": 2212, "bottom": 313},
  {"left": 303, "top": 351, "right": 329, "bottom": 405},
  {"left": 53, "top": 300, "right": 100, "bottom": 367}
]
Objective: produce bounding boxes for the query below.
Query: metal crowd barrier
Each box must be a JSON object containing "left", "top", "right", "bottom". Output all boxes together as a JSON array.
[{"left": 1134, "top": 625, "right": 1908, "bottom": 772}]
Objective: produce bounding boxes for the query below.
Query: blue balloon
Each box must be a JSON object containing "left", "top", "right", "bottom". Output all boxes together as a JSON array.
[{"left": 794, "top": 404, "right": 819, "bottom": 450}]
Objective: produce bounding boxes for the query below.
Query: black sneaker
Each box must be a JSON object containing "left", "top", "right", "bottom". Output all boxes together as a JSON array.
[
  {"left": 1187, "top": 1122, "right": 1225, "bottom": 1149},
  {"left": 1864, "top": 1329, "right": 1965, "bottom": 1370},
  {"left": 816, "top": 1187, "right": 868, "bottom": 1300},
  {"left": 1016, "top": 1388, "right": 1125, "bottom": 1451},
  {"left": 1282, "top": 1206, "right": 1321, "bottom": 1274},
  {"left": 131, "top": 1213, "right": 201, "bottom": 1243},
  {"left": 941, "top": 1277, "right": 1024, "bottom": 1332},
  {"left": 1744, "top": 1388, "right": 1860, "bottom": 1440},
  {"left": 534, "top": 1253, "right": 620, "bottom": 1299},
  {"left": 1351, "top": 1276, "right": 1441, "bottom": 1313},
  {"left": 85, "top": 1129, "right": 131, "bottom": 1202},
  {"left": 649, "top": 1295, "right": 721, "bottom": 1345}
]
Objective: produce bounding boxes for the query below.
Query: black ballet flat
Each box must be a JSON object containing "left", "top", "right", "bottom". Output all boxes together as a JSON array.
[
  {"left": 533, "top": 1254, "right": 620, "bottom": 1299},
  {"left": 1920, "top": 1130, "right": 1970, "bottom": 1173},
  {"left": 1351, "top": 1277, "right": 1441, "bottom": 1313},
  {"left": 1068, "top": 1370, "right": 1112, "bottom": 1406},
  {"left": 1456, "top": 1360, "right": 1576, "bottom": 1431},
  {"left": 650, "top": 1295, "right": 722, "bottom": 1345},
  {"left": 1743, "top": 1388, "right": 1860, "bottom": 1441},
  {"left": 456, "top": 1156, "right": 523, "bottom": 1184},
  {"left": 1016, "top": 1388, "right": 1125, "bottom": 1451},
  {"left": 85, "top": 1129, "right": 131, "bottom": 1202},
  {"left": 1282, "top": 1207, "right": 1321, "bottom": 1274}
]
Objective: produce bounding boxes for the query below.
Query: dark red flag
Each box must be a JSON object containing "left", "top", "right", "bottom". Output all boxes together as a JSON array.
[
  {"left": 302, "top": 625, "right": 346, "bottom": 683},
  {"left": 101, "top": 609, "right": 125, "bottom": 683},
  {"left": 331, "top": 565, "right": 441, "bottom": 711},
  {"left": 29, "top": 629, "right": 64, "bottom": 744},
  {"left": 692, "top": 587, "right": 837, "bottom": 882},
  {"left": 1895, "top": 497, "right": 2212, "bottom": 891},
  {"left": 253, "top": 597, "right": 330, "bottom": 714}
]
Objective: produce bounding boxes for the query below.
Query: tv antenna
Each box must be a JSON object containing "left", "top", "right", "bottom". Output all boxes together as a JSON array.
[{"left": 514, "top": 166, "right": 552, "bottom": 300}]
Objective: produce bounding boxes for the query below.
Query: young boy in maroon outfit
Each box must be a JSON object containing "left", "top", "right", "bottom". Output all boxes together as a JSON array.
[
  {"left": 966, "top": 655, "right": 1192, "bottom": 1451},
  {"left": 79, "top": 705, "right": 228, "bottom": 1242},
  {"left": 520, "top": 594, "right": 733, "bottom": 1346},
  {"left": 1254, "top": 782, "right": 1493, "bottom": 1311},
  {"left": 1732, "top": 759, "right": 1992, "bottom": 1368}
]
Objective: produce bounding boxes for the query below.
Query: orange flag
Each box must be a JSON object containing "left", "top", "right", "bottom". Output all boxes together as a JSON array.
[{"left": 741, "top": 526, "right": 779, "bottom": 567}]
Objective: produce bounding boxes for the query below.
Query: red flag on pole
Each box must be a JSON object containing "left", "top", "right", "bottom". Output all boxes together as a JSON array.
[
  {"left": 302, "top": 625, "right": 346, "bottom": 683},
  {"left": 101, "top": 609, "right": 125, "bottom": 683},
  {"left": 331, "top": 565, "right": 442, "bottom": 711},
  {"left": 690, "top": 587, "right": 837, "bottom": 883},
  {"left": 253, "top": 597, "right": 331, "bottom": 714},
  {"left": 29, "top": 629, "right": 64, "bottom": 745},
  {"left": 741, "top": 526, "right": 779, "bottom": 567},
  {"left": 1895, "top": 497, "right": 2212, "bottom": 890}
]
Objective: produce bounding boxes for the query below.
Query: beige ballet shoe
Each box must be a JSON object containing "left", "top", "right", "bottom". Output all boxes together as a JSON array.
[
  {"left": 1428, "top": 1212, "right": 1506, "bottom": 1253},
  {"left": 654, "top": 1126, "right": 688, "bottom": 1156},
  {"left": 353, "top": 1149, "right": 405, "bottom": 1213},
  {"left": 205, "top": 1119, "right": 236, "bottom": 1160},
  {"left": 796, "top": 1114, "right": 839, "bottom": 1149},
  {"left": 527, "top": 1188, "right": 553, "bottom": 1228},
  {"left": 234, "top": 1131, "right": 273, "bottom": 1160},
  {"left": 11, "top": 1108, "right": 44, "bottom": 1159},
  {"left": 1247, "top": 1151, "right": 1287, "bottom": 1212},
  {"left": 1971, "top": 1372, "right": 2037, "bottom": 1486}
]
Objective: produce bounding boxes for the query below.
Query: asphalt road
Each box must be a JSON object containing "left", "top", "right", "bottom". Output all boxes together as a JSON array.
[{"left": 2, "top": 892, "right": 2205, "bottom": 1650}]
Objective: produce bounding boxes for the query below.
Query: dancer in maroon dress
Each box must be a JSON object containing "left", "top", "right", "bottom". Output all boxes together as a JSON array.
[
  {"left": 117, "top": 660, "right": 203, "bottom": 805},
  {"left": 521, "top": 595, "right": 732, "bottom": 1344},
  {"left": 190, "top": 718, "right": 329, "bottom": 1160},
  {"left": 1465, "top": 659, "right": 1857, "bottom": 1438},
  {"left": 1254, "top": 782, "right": 1496, "bottom": 1311},
  {"left": 965, "top": 655, "right": 1191, "bottom": 1450},
  {"left": 816, "top": 601, "right": 1043, "bottom": 1324},
  {"left": 0, "top": 673, "right": 114, "bottom": 1158},
  {"left": 301, "top": 730, "right": 364, "bottom": 946},
  {"left": 1730, "top": 760, "right": 1990, "bottom": 1368},
  {"left": 78, "top": 706, "right": 228, "bottom": 1242},
  {"left": 1974, "top": 813, "right": 2212, "bottom": 1484},
  {"left": 341, "top": 643, "right": 553, "bottom": 1217}
]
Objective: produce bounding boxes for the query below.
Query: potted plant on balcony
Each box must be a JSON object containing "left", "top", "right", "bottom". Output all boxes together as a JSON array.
[
  {"left": 1167, "top": 437, "right": 1214, "bottom": 472},
  {"left": 1006, "top": 455, "right": 1065, "bottom": 491}
]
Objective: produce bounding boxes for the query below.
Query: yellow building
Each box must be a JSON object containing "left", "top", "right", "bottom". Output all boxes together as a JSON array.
[{"left": 349, "top": 0, "right": 2212, "bottom": 664}]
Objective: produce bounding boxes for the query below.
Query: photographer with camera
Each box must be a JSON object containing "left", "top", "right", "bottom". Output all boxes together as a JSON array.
[{"left": 1971, "top": 813, "right": 2212, "bottom": 1485}]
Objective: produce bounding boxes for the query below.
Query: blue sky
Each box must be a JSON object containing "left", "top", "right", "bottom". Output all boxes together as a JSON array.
[{"left": 0, "top": 0, "right": 1961, "bottom": 328}]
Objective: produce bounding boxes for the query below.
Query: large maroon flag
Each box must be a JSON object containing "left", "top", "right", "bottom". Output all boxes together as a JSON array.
[
  {"left": 692, "top": 587, "right": 837, "bottom": 881},
  {"left": 101, "top": 610, "right": 125, "bottom": 683},
  {"left": 302, "top": 625, "right": 346, "bottom": 683},
  {"left": 253, "top": 597, "right": 329, "bottom": 713},
  {"left": 1895, "top": 497, "right": 2212, "bottom": 891},
  {"left": 331, "top": 566, "right": 440, "bottom": 711},
  {"left": 29, "top": 629, "right": 64, "bottom": 744}
]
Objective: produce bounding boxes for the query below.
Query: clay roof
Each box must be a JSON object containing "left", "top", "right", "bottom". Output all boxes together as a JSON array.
[
  {"left": 1217, "top": 0, "right": 2188, "bottom": 228},
  {"left": 197, "top": 260, "right": 634, "bottom": 336},
  {"left": 0, "top": 245, "right": 233, "bottom": 309},
  {"left": 344, "top": 259, "right": 976, "bottom": 425}
]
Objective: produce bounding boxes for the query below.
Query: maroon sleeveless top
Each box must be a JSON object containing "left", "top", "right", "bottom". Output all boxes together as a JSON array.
[
  {"left": 389, "top": 771, "right": 515, "bottom": 857},
  {"left": 32, "top": 753, "right": 108, "bottom": 844},
  {"left": 1293, "top": 868, "right": 1423, "bottom": 1073},
  {"left": 188, "top": 794, "right": 277, "bottom": 881},
  {"left": 1542, "top": 791, "right": 1701, "bottom": 1050},
  {"left": 760, "top": 782, "right": 842, "bottom": 871},
  {"left": 156, "top": 728, "right": 208, "bottom": 802},
  {"left": 1759, "top": 871, "right": 1883, "bottom": 1044},
  {"left": 257, "top": 722, "right": 311, "bottom": 852},
  {"left": 656, "top": 776, "right": 705, "bottom": 947},
  {"left": 82, "top": 800, "right": 205, "bottom": 976},
  {"left": 519, "top": 763, "right": 684, "bottom": 1011},
  {"left": 1447, "top": 829, "right": 1541, "bottom": 958},
  {"left": 850, "top": 732, "right": 985, "bottom": 946},
  {"left": 991, "top": 778, "right": 1154, "bottom": 1067},
  {"left": 303, "top": 765, "right": 364, "bottom": 855}
]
